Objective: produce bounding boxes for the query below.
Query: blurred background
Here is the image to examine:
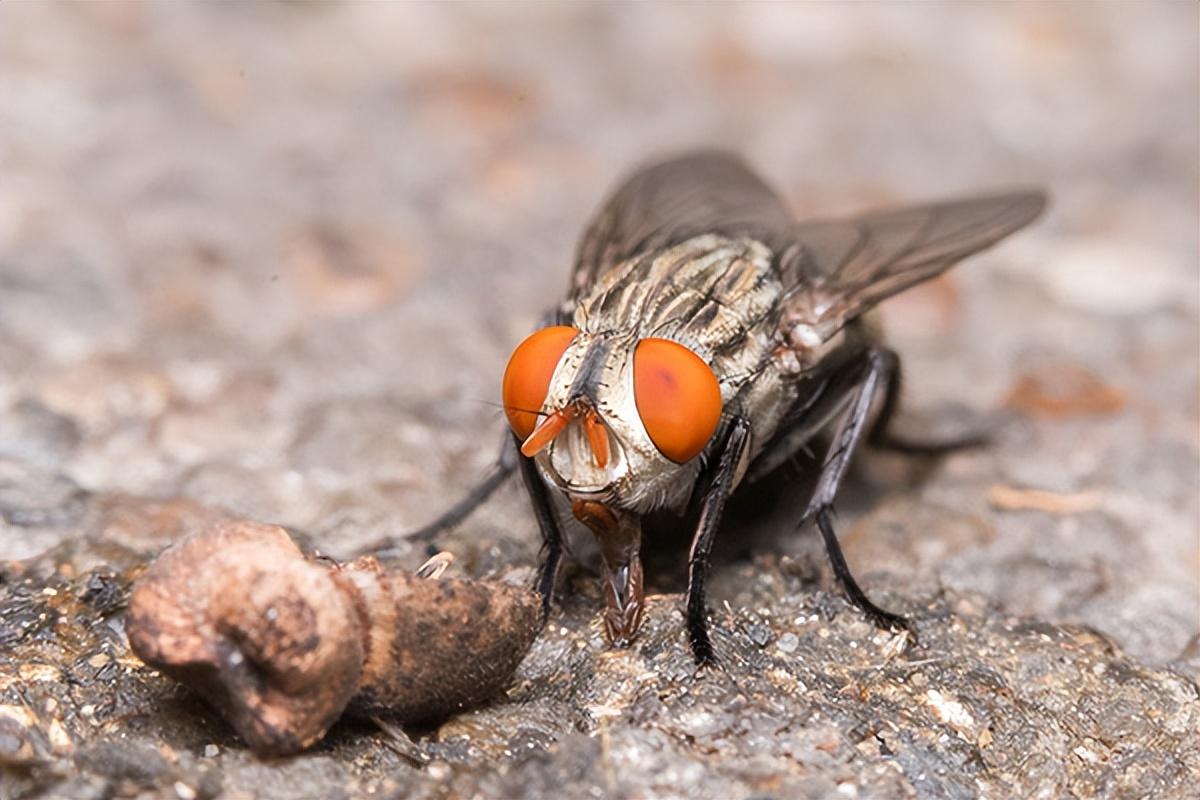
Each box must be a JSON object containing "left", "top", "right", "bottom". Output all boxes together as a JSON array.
[
  {"left": 2, "top": 0, "right": 1196, "bottom": 634},
  {"left": 2, "top": 0, "right": 1196, "bottom": 644},
  {"left": 0, "top": 3, "right": 1196, "bottom": 792}
]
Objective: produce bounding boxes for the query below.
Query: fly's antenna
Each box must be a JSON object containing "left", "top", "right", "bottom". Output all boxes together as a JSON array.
[{"left": 469, "top": 399, "right": 552, "bottom": 420}]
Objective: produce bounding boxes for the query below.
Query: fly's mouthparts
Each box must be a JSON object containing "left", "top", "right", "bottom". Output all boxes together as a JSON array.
[
  {"left": 520, "top": 402, "right": 611, "bottom": 469},
  {"left": 571, "top": 498, "right": 645, "bottom": 648}
]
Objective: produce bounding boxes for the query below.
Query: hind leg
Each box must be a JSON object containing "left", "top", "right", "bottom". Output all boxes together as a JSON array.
[
  {"left": 800, "top": 348, "right": 911, "bottom": 632},
  {"left": 868, "top": 358, "right": 989, "bottom": 455}
]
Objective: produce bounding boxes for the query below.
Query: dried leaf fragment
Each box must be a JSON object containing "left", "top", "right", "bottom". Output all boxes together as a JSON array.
[
  {"left": 1004, "top": 361, "right": 1126, "bottom": 419},
  {"left": 986, "top": 485, "right": 1103, "bottom": 515},
  {"left": 126, "top": 522, "right": 363, "bottom": 754},
  {"left": 126, "top": 521, "right": 540, "bottom": 755}
]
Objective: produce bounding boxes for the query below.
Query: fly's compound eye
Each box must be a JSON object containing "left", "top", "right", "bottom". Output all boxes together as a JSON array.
[
  {"left": 633, "top": 338, "right": 722, "bottom": 463},
  {"left": 502, "top": 326, "right": 579, "bottom": 439}
]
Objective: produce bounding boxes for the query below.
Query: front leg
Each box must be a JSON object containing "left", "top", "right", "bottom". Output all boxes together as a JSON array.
[
  {"left": 515, "top": 432, "right": 566, "bottom": 621},
  {"left": 359, "top": 430, "right": 518, "bottom": 559},
  {"left": 867, "top": 355, "right": 990, "bottom": 455},
  {"left": 685, "top": 416, "right": 752, "bottom": 665}
]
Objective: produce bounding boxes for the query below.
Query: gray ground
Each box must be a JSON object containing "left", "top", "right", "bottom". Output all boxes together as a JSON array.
[{"left": 1, "top": 3, "right": 1197, "bottom": 799}]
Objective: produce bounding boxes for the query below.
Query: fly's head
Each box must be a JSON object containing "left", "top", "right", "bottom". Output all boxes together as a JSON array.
[{"left": 501, "top": 326, "right": 723, "bottom": 512}]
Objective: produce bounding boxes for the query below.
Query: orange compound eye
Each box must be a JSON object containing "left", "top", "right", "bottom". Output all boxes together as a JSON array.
[
  {"left": 633, "top": 338, "right": 722, "bottom": 463},
  {"left": 502, "top": 326, "right": 579, "bottom": 439}
]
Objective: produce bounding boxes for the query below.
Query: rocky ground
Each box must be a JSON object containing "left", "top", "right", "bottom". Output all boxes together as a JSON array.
[{"left": 1, "top": 3, "right": 1197, "bottom": 799}]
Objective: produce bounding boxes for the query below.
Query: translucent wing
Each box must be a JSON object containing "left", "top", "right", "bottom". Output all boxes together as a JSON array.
[
  {"left": 573, "top": 152, "right": 1047, "bottom": 338},
  {"left": 571, "top": 152, "right": 794, "bottom": 296},
  {"left": 780, "top": 190, "right": 1047, "bottom": 337}
]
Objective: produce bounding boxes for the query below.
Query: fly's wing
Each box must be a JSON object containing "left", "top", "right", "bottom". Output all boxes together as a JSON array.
[
  {"left": 574, "top": 154, "right": 1047, "bottom": 336},
  {"left": 571, "top": 152, "right": 795, "bottom": 296},
  {"left": 779, "top": 190, "right": 1047, "bottom": 340}
]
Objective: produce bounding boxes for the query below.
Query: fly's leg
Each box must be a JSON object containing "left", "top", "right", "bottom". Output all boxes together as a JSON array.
[
  {"left": 516, "top": 432, "right": 565, "bottom": 621},
  {"left": 685, "top": 416, "right": 752, "bottom": 666},
  {"left": 867, "top": 358, "right": 989, "bottom": 455},
  {"left": 814, "top": 507, "right": 907, "bottom": 630},
  {"left": 360, "top": 432, "right": 518, "bottom": 558},
  {"left": 410, "top": 432, "right": 520, "bottom": 541},
  {"left": 397, "top": 306, "right": 567, "bottom": 549},
  {"left": 803, "top": 348, "right": 911, "bottom": 633}
]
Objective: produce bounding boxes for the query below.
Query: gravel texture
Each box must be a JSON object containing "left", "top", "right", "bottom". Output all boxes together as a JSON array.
[{"left": 1, "top": 3, "right": 1197, "bottom": 799}]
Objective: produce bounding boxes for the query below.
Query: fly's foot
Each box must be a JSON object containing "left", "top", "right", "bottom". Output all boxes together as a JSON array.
[
  {"left": 863, "top": 605, "right": 910, "bottom": 633},
  {"left": 843, "top": 583, "right": 914, "bottom": 637},
  {"left": 685, "top": 595, "right": 717, "bottom": 666},
  {"left": 813, "top": 506, "right": 919, "bottom": 644},
  {"left": 689, "top": 632, "right": 716, "bottom": 668},
  {"left": 859, "top": 604, "right": 919, "bottom": 649}
]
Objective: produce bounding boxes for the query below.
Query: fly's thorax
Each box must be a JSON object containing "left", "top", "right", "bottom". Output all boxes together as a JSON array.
[
  {"left": 574, "top": 235, "right": 783, "bottom": 353},
  {"left": 530, "top": 234, "right": 808, "bottom": 513},
  {"left": 533, "top": 331, "right": 702, "bottom": 513}
]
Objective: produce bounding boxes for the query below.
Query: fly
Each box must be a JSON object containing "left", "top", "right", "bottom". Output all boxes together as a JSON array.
[{"left": 381, "top": 152, "right": 1046, "bottom": 665}]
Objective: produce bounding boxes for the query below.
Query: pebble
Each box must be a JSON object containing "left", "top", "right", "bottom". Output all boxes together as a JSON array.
[
  {"left": 776, "top": 633, "right": 800, "bottom": 654},
  {"left": 745, "top": 623, "right": 771, "bottom": 647},
  {"left": 1040, "top": 239, "right": 1183, "bottom": 316}
]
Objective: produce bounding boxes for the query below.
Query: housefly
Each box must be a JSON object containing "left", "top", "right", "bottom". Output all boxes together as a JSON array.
[{"left": 388, "top": 153, "right": 1046, "bottom": 665}]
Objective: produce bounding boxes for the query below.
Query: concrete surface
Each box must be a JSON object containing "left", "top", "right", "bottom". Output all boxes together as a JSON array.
[{"left": 1, "top": 3, "right": 1197, "bottom": 799}]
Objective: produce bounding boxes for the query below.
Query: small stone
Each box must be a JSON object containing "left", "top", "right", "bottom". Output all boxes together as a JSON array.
[
  {"left": 745, "top": 623, "right": 771, "bottom": 647},
  {"left": 0, "top": 728, "right": 24, "bottom": 758},
  {"left": 1039, "top": 239, "right": 1181, "bottom": 316},
  {"left": 776, "top": 633, "right": 800, "bottom": 654},
  {"left": 924, "top": 689, "right": 976, "bottom": 737},
  {"left": 46, "top": 719, "right": 73, "bottom": 754},
  {"left": 1003, "top": 359, "right": 1126, "bottom": 420},
  {"left": 203, "top": 744, "right": 219, "bottom": 758}
]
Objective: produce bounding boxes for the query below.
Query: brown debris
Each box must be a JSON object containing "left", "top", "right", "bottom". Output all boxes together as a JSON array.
[
  {"left": 126, "top": 521, "right": 541, "bottom": 755},
  {"left": 1003, "top": 360, "right": 1127, "bottom": 419},
  {"left": 286, "top": 224, "right": 418, "bottom": 318},
  {"left": 340, "top": 556, "right": 543, "bottom": 725},
  {"left": 86, "top": 493, "right": 231, "bottom": 557},
  {"left": 987, "top": 485, "right": 1103, "bottom": 515}
]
